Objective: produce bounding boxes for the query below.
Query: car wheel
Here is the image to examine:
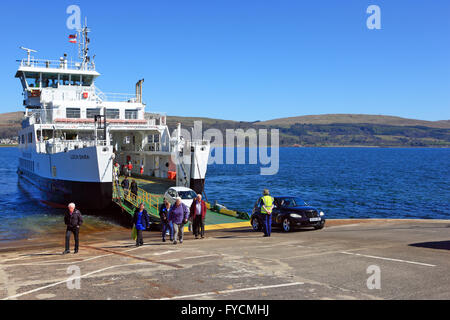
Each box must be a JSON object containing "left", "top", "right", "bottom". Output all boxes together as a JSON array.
[
  {"left": 251, "top": 217, "right": 261, "bottom": 231},
  {"left": 314, "top": 221, "right": 325, "bottom": 230},
  {"left": 282, "top": 218, "right": 291, "bottom": 232}
]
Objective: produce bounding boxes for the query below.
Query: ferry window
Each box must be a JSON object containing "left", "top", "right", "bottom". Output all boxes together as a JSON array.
[
  {"left": 28, "top": 133, "right": 33, "bottom": 143},
  {"left": 66, "top": 108, "right": 81, "bottom": 118},
  {"left": 105, "top": 109, "right": 120, "bottom": 119},
  {"left": 21, "top": 135, "right": 25, "bottom": 144},
  {"left": 125, "top": 109, "right": 138, "bottom": 120},
  {"left": 87, "top": 108, "right": 101, "bottom": 118},
  {"left": 82, "top": 76, "right": 93, "bottom": 86}
]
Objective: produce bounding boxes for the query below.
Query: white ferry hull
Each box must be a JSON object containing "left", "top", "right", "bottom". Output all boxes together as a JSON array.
[{"left": 18, "top": 145, "right": 113, "bottom": 210}]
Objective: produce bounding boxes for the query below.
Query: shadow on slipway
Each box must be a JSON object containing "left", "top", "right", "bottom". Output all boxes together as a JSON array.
[{"left": 409, "top": 240, "right": 450, "bottom": 251}]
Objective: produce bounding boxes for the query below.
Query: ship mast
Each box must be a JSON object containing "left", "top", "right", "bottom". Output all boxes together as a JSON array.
[{"left": 77, "top": 18, "right": 92, "bottom": 70}]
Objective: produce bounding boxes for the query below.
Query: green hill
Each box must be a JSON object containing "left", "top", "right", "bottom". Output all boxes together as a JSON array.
[
  {"left": 256, "top": 114, "right": 450, "bottom": 129},
  {"left": 1, "top": 111, "right": 449, "bottom": 147}
]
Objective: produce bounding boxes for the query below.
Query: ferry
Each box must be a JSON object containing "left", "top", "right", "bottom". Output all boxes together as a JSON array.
[{"left": 16, "top": 24, "right": 210, "bottom": 210}]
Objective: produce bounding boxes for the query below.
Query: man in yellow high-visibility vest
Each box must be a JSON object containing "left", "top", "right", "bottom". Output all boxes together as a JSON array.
[{"left": 255, "top": 189, "right": 274, "bottom": 237}]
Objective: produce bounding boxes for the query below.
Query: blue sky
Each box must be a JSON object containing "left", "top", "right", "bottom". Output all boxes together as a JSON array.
[{"left": 0, "top": 0, "right": 449, "bottom": 121}]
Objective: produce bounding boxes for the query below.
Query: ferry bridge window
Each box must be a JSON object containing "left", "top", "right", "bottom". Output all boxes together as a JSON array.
[
  {"left": 82, "top": 76, "right": 93, "bottom": 86},
  {"left": 87, "top": 108, "right": 101, "bottom": 118},
  {"left": 105, "top": 109, "right": 120, "bottom": 119},
  {"left": 125, "top": 109, "right": 138, "bottom": 120},
  {"left": 66, "top": 108, "right": 81, "bottom": 118}
]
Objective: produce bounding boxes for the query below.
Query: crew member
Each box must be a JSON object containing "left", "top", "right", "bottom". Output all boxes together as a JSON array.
[
  {"left": 63, "top": 203, "right": 83, "bottom": 254},
  {"left": 127, "top": 161, "right": 133, "bottom": 177},
  {"left": 254, "top": 189, "right": 274, "bottom": 237}
]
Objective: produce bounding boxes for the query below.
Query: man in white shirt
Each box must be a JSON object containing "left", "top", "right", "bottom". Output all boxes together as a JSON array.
[{"left": 190, "top": 194, "right": 206, "bottom": 239}]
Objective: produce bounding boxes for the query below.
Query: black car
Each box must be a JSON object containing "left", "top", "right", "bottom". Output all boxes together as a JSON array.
[{"left": 251, "top": 196, "right": 325, "bottom": 232}]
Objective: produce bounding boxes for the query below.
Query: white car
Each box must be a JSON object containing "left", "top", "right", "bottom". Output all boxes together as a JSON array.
[{"left": 164, "top": 186, "right": 198, "bottom": 208}]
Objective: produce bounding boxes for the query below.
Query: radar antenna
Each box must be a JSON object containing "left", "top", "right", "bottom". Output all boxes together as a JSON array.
[{"left": 19, "top": 47, "right": 37, "bottom": 66}]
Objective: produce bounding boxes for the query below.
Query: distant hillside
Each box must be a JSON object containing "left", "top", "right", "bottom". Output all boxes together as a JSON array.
[
  {"left": 0, "top": 111, "right": 23, "bottom": 139},
  {"left": 1, "top": 111, "right": 449, "bottom": 147},
  {"left": 256, "top": 114, "right": 450, "bottom": 129}
]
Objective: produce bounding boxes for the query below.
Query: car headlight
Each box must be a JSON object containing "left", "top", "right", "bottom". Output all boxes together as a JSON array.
[
  {"left": 319, "top": 211, "right": 324, "bottom": 216},
  {"left": 290, "top": 213, "right": 302, "bottom": 218}
]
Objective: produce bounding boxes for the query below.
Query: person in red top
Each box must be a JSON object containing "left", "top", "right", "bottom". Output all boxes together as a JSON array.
[
  {"left": 190, "top": 194, "right": 207, "bottom": 239},
  {"left": 127, "top": 162, "right": 133, "bottom": 177}
]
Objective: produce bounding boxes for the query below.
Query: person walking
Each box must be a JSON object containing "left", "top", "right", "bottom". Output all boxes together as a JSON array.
[
  {"left": 114, "top": 163, "right": 120, "bottom": 183},
  {"left": 63, "top": 203, "right": 83, "bottom": 254},
  {"left": 190, "top": 194, "right": 207, "bottom": 239},
  {"left": 132, "top": 203, "right": 150, "bottom": 246},
  {"left": 168, "top": 197, "right": 189, "bottom": 245},
  {"left": 127, "top": 161, "right": 133, "bottom": 177},
  {"left": 121, "top": 176, "right": 130, "bottom": 199},
  {"left": 159, "top": 199, "right": 173, "bottom": 242},
  {"left": 130, "top": 180, "right": 138, "bottom": 201},
  {"left": 254, "top": 189, "right": 274, "bottom": 237}
]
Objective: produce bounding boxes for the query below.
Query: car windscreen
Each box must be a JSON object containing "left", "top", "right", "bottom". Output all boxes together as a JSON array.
[
  {"left": 178, "top": 191, "right": 197, "bottom": 200},
  {"left": 279, "top": 197, "right": 307, "bottom": 207}
]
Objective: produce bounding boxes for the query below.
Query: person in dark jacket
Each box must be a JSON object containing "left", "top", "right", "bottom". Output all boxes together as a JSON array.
[
  {"left": 63, "top": 203, "right": 83, "bottom": 254},
  {"left": 159, "top": 200, "right": 173, "bottom": 242},
  {"left": 121, "top": 176, "right": 130, "bottom": 199},
  {"left": 190, "top": 194, "right": 207, "bottom": 239},
  {"left": 133, "top": 203, "right": 150, "bottom": 246},
  {"left": 130, "top": 180, "right": 138, "bottom": 200}
]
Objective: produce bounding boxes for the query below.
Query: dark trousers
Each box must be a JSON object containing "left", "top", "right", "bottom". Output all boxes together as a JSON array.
[
  {"left": 262, "top": 214, "right": 272, "bottom": 236},
  {"left": 193, "top": 215, "right": 205, "bottom": 237},
  {"left": 136, "top": 229, "right": 144, "bottom": 245},
  {"left": 65, "top": 227, "right": 79, "bottom": 251},
  {"left": 162, "top": 221, "right": 174, "bottom": 241}
]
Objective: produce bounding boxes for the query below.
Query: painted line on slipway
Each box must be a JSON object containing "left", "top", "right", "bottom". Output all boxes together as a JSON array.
[
  {"left": 1, "top": 243, "right": 152, "bottom": 267},
  {"left": 183, "top": 221, "right": 251, "bottom": 232},
  {"left": 159, "top": 282, "right": 304, "bottom": 300},
  {"left": 82, "top": 245, "right": 183, "bottom": 268},
  {"left": 2, "top": 261, "right": 153, "bottom": 300},
  {"left": 340, "top": 252, "right": 436, "bottom": 267}
]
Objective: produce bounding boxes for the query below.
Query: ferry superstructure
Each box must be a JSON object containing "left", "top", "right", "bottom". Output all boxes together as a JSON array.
[{"left": 16, "top": 25, "right": 210, "bottom": 210}]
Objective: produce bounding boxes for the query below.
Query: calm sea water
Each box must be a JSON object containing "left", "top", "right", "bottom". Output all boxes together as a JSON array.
[
  {"left": 204, "top": 147, "right": 450, "bottom": 219},
  {"left": 0, "top": 147, "right": 449, "bottom": 241}
]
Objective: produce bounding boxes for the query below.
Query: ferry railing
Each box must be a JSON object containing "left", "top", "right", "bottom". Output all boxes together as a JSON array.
[
  {"left": 113, "top": 177, "right": 162, "bottom": 219},
  {"left": 42, "top": 139, "right": 109, "bottom": 153},
  {"left": 94, "top": 87, "right": 137, "bottom": 102},
  {"left": 18, "top": 58, "right": 95, "bottom": 71}
]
